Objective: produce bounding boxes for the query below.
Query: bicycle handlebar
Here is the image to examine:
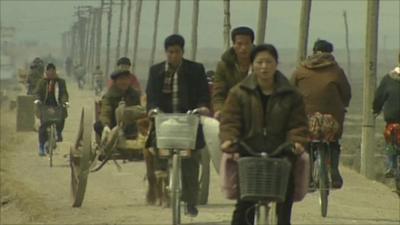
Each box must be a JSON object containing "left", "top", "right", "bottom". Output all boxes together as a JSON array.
[{"left": 232, "top": 140, "right": 294, "bottom": 158}]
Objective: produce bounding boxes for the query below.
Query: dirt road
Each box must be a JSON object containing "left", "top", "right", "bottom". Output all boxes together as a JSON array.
[{"left": 1, "top": 83, "right": 399, "bottom": 225}]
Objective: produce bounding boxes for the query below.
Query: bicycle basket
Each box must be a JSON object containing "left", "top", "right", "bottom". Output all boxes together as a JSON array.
[
  {"left": 238, "top": 157, "right": 292, "bottom": 202},
  {"left": 40, "top": 106, "right": 63, "bottom": 123},
  {"left": 155, "top": 113, "right": 200, "bottom": 150}
]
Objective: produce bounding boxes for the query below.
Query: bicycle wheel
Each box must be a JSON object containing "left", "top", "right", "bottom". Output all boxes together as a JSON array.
[
  {"left": 318, "top": 146, "right": 329, "bottom": 217},
  {"left": 70, "top": 107, "right": 93, "bottom": 207},
  {"left": 170, "top": 153, "right": 181, "bottom": 225},
  {"left": 48, "top": 124, "right": 56, "bottom": 167}
]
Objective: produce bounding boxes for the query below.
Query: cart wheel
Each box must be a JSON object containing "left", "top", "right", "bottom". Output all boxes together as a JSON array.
[
  {"left": 198, "top": 148, "right": 210, "bottom": 205},
  {"left": 70, "top": 107, "right": 93, "bottom": 207}
]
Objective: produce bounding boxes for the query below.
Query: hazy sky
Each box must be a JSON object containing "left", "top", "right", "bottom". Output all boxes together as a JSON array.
[{"left": 1, "top": 0, "right": 399, "bottom": 51}]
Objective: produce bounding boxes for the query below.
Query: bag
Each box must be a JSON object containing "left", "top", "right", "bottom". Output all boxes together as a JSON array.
[
  {"left": 220, "top": 153, "right": 239, "bottom": 200},
  {"left": 293, "top": 152, "right": 310, "bottom": 202},
  {"left": 308, "top": 112, "right": 339, "bottom": 142}
]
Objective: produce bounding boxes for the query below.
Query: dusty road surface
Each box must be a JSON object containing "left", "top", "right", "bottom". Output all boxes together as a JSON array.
[{"left": 1, "top": 82, "right": 399, "bottom": 225}]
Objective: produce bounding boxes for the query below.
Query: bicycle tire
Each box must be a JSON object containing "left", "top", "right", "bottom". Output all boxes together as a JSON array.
[
  {"left": 319, "top": 146, "right": 329, "bottom": 217},
  {"left": 49, "top": 124, "right": 56, "bottom": 167},
  {"left": 171, "top": 153, "right": 181, "bottom": 225}
]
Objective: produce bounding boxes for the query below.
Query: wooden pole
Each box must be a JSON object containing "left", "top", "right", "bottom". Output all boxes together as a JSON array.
[
  {"left": 343, "top": 10, "right": 351, "bottom": 78},
  {"left": 256, "top": 0, "right": 268, "bottom": 45},
  {"left": 191, "top": 0, "right": 200, "bottom": 61},
  {"left": 149, "top": 0, "right": 160, "bottom": 66},
  {"left": 132, "top": 0, "right": 143, "bottom": 67},
  {"left": 124, "top": 0, "right": 132, "bottom": 57},
  {"left": 88, "top": 9, "right": 97, "bottom": 74},
  {"left": 297, "top": 0, "right": 312, "bottom": 64},
  {"left": 116, "top": 0, "right": 124, "bottom": 60},
  {"left": 105, "top": 0, "right": 113, "bottom": 77},
  {"left": 95, "top": 1, "right": 104, "bottom": 68},
  {"left": 223, "top": 0, "right": 231, "bottom": 50},
  {"left": 361, "top": 0, "right": 379, "bottom": 179},
  {"left": 173, "top": 0, "right": 181, "bottom": 34}
]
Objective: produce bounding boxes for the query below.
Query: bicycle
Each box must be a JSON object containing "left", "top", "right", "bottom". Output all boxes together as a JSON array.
[
  {"left": 37, "top": 103, "right": 65, "bottom": 167},
  {"left": 153, "top": 109, "right": 202, "bottom": 225},
  {"left": 232, "top": 140, "right": 293, "bottom": 225},
  {"left": 308, "top": 140, "right": 332, "bottom": 217}
]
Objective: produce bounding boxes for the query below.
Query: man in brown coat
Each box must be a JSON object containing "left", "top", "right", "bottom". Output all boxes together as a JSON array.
[
  {"left": 212, "top": 27, "right": 254, "bottom": 119},
  {"left": 291, "top": 39, "right": 352, "bottom": 188}
]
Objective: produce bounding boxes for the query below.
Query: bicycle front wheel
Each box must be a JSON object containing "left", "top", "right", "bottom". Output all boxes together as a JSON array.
[
  {"left": 170, "top": 153, "right": 181, "bottom": 225},
  {"left": 318, "top": 148, "right": 329, "bottom": 217},
  {"left": 48, "top": 124, "right": 56, "bottom": 167}
]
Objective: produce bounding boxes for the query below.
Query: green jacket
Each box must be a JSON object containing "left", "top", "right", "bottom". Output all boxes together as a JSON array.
[
  {"left": 212, "top": 48, "right": 249, "bottom": 112},
  {"left": 220, "top": 72, "right": 308, "bottom": 154},
  {"left": 35, "top": 77, "right": 69, "bottom": 105},
  {"left": 100, "top": 85, "right": 141, "bottom": 128},
  {"left": 35, "top": 77, "right": 69, "bottom": 118}
]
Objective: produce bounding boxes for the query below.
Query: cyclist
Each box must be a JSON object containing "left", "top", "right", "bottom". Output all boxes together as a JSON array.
[
  {"left": 108, "top": 57, "right": 142, "bottom": 94},
  {"left": 146, "top": 34, "right": 210, "bottom": 217},
  {"left": 220, "top": 44, "right": 308, "bottom": 225},
  {"left": 27, "top": 57, "right": 45, "bottom": 95},
  {"left": 291, "top": 39, "right": 351, "bottom": 189},
  {"left": 373, "top": 53, "right": 400, "bottom": 178},
  {"left": 92, "top": 65, "right": 104, "bottom": 95},
  {"left": 34, "top": 63, "right": 69, "bottom": 156}
]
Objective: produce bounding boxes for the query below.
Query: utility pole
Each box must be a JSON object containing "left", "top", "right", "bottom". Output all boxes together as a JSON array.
[
  {"left": 105, "top": 0, "right": 113, "bottom": 77},
  {"left": 149, "top": 0, "right": 160, "bottom": 66},
  {"left": 132, "top": 0, "right": 143, "bottom": 67},
  {"left": 124, "top": 0, "right": 132, "bottom": 57},
  {"left": 361, "top": 0, "right": 380, "bottom": 179},
  {"left": 95, "top": 0, "right": 104, "bottom": 68},
  {"left": 256, "top": 0, "right": 268, "bottom": 44},
  {"left": 173, "top": 0, "right": 181, "bottom": 34},
  {"left": 116, "top": 0, "right": 125, "bottom": 60},
  {"left": 190, "top": 0, "right": 200, "bottom": 61},
  {"left": 223, "top": 0, "right": 231, "bottom": 50},
  {"left": 343, "top": 10, "right": 351, "bottom": 78},
  {"left": 297, "top": 0, "right": 312, "bottom": 64}
]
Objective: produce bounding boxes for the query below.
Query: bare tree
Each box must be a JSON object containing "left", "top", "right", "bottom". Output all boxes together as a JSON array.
[
  {"left": 116, "top": 0, "right": 125, "bottom": 60},
  {"left": 124, "top": 0, "right": 132, "bottom": 57},
  {"left": 132, "top": 0, "right": 143, "bottom": 67},
  {"left": 223, "top": 0, "right": 231, "bottom": 50},
  {"left": 190, "top": 0, "right": 200, "bottom": 61},
  {"left": 173, "top": 0, "right": 181, "bottom": 34},
  {"left": 297, "top": 0, "right": 312, "bottom": 64},
  {"left": 150, "top": 0, "right": 160, "bottom": 66},
  {"left": 256, "top": 0, "right": 268, "bottom": 44}
]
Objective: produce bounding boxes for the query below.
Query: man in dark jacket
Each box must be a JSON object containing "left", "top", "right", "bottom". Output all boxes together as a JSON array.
[
  {"left": 146, "top": 34, "right": 210, "bottom": 217},
  {"left": 94, "top": 70, "right": 141, "bottom": 138},
  {"left": 212, "top": 26, "right": 254, "bottom": 119},
  {"left": 27, "top": 57, "right": 45, "bottom": 95},
  {"left": 35, "top": 63, "right": 69, "bottom": 156},
  {"left": 373, "top": 53, "right": 400, "bottom": 177}
]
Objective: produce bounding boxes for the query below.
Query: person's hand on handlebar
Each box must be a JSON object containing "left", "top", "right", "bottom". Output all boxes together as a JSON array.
[
  {"left": 293, "top": 142, "right": 305, "bottom": 155},
  {"left": 148, "top": 108, "right": 161, "bottom": 118},
  {"left": 193, "top": 107, "right": 210, "bottom": 116},
  {"left": 221, "top": 140, "right": 238, "bottom": 153},
  {"left": 34, "top": 99, "right": 41, "bottom": 105}
]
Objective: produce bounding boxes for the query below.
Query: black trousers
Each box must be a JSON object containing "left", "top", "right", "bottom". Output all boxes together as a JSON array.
[
  {"left": 38, "top": 119, "right": 65, "bottom": 146},
  {"left": 231, "top": 173, "right": 295, "bottom": 225}
]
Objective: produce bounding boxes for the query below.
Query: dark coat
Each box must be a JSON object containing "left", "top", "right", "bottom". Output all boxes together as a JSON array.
[
  {"left": 146, "top": 59, "right": 210, "bottom": 112},
  {"left": 373, "top": 68, "right": 400, "bottom": 123},
  {"left": 35, "top": 77, "right": 69, "bottom": 117},
  {"left": 100, "top": 85, "right": 141, "bottom": 128},
  {"left": 291, "top": 53, "right": 351, "bottom": 138},
  {"left": 146, "top": 59, "right": 211, "bottom": 149},
  {"left": 220, "top": 72, "right": 308, "bottom": 155}
]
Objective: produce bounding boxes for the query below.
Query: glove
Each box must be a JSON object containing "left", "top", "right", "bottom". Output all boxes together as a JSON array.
[
  {"left": 101, "top": 125, "right": 111, "bottom": 144},
  {"left": 34, "top": 99, "right": 41, "bottom": 105}
]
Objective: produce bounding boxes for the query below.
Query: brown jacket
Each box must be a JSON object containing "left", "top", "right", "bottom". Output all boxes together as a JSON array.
[
  {"left": 220, "top": 72, "right": 308, "bottom": 155},
  {"left": 212, "top": 48, "right": 250, "bottom": 112},
  {"left": 291, "top": 53, "right": 351, "bottom": 138}
]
